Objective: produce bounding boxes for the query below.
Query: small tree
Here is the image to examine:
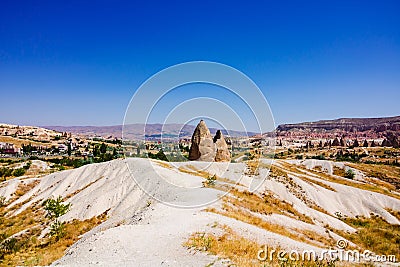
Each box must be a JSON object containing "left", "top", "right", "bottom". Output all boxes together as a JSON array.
[
  {"left": 353, "top": 139, "right": 359, "bottom": 148},
  {"left": 43, "top": 196, "right": 71, "bottom": 242},
  {"left": 43, "top": 196, "right": 71, "bottom": 219},
  {"left": 93, "top": 146, "right": 99, "bottom": 157},
  {"left": 362, "top": 140, "right": 369, "bottom": 147},
  {"left": 100, "top": 143, "right": 107, "bottom": 154},
  {"left": 67, "top": 142, "right": 72, "bottom": 156}
]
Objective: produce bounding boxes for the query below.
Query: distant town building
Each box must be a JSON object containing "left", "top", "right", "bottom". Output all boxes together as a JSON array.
[
  {"left": 0, "top": 142, "right": 21, "bottom": 155},
  {"left": 58, "top": 144, "right": 68, "bottom": 152}
]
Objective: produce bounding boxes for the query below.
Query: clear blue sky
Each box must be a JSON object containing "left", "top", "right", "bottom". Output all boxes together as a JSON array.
[{"left": 1, "top": 0, "right": 399, "bottom": 129}]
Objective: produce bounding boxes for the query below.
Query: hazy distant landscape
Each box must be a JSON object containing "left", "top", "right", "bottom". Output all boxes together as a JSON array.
[{"left": 44, "top": 123, "right": 259, "bottom": 140}]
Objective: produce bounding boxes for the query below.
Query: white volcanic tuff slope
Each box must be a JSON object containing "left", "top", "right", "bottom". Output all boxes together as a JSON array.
[
  {"left": 2, "top": 158, "right": 400, "bottom": 228},
  {"left": 7, "top": 158, "right": 222, "bottom": 221},
  {"left": 271, "top": 159, "right": 400, "bottom": 224},
  {"left": 287, "top": 159, "right": 365, "bottom": 180},
  {"left": 1, "top": 158, "right": 400, "bottom": 266}
]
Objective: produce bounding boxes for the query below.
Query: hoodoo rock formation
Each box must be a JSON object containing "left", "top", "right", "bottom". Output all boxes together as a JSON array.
[
  {"left": 188, "top": 120, "right": 231, "bottom": 162},
  {"left": 214, "top": 130, "right": 231, "bottom": 162},
  {"left": 188, "top": 120, "right": 216, "bottom": 161}
]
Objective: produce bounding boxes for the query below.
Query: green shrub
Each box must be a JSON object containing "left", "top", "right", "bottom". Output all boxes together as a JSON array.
[
  {"left": 0, "top": 237, "right": 19, "bottom": 254},
  {"left": 43, "top": 196, "right": 71, "bottom": 219},
  {"left": 311, "top": 154, "right": 325, "bottom": 160},
  {"left": 57, "top": 165, "right": 66, "bottom": 171},
  {"left": 0, "top": 167, "right": 13, "bottom": 179},
  {"left": 23, "top": 162, "right": 32, "bottom": 170},
  {"left": 12, "top": 168, "right": 26, "bottom": 177},
  {"left": 345, "top": 169, "right": 355, "bottom": 179},
  {"left": 147, "top": 149, "right": 169, "bottom": 161},
  {"left": 204, "top": 175, "right": 217, "bottom": 187},
  {"left": 0, "top": 196, "right": 6, "bottom": 207}
]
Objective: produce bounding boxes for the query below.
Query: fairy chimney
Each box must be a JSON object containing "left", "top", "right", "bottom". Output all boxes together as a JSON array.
[
  {"left": 188, "top": 120, "right": 216, "bottom": 161},
  {"left": 213, "top": 130, "right": 231, "bottom": 162},
  {"left": 188, "top": 120, "right": 231, "bottom": 162}
]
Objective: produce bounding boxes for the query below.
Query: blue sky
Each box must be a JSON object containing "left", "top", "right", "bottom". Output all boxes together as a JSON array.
[{"left": 0, "top": 0, "right": 399, "bottom": 130}]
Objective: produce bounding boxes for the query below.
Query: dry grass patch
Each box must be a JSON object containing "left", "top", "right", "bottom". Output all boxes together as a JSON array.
[
  {"left": 268, "top": 164, "right": 288, "bottom": 178},
  {"left": 184, "top": 226, "right": 261, "bottom": 267},
  {"left": 336, "top": 215, "right": 400, "bottom": 261},
  {"left": 332, "top": 166, "right": 346, "bottom": 177},
  {"left": 0, "top": 203, "right": 45, "bottom": 242},
  {"left": 365, "top": 177, "right": 396, "bottom": 191},
  {"left": 348, "top": 163, "right": 400, "bottom": 190},
  {"left": 0, "top": 191, "right": 107, "bottom": 266},
  {"left": 156, "top": 161, "right": 172, "bottom": 169},
  {"left": 185, "top": 225, "right": 337, "bottom": 267},
  {"left": 28, "top": 214, "right": 107, "bottom": 265},
  {"left": 279, "top": 161, "right": 400, "bottom": 200},
  {"left": 313, "top": 165, "right": 323, "bottom": 172},
  {"left": 350, "top": 162, "right": 400, "bottom": 180},
  {"left": 245, "top": 159, "right": 260, "bottom": 176},
  {"left": 297, "top": 174, "right": 337, "bottom": 192},
  {"left": 178, "top": 165, "right": 210, "bottom": 178},
  {"left": 206, "top": 193, "right": 333, "bottom": 249},
  {"left": 228, "top": 188, "right": 314, "bottom": 224},
  {"left": 3, "top": 180, "right": 41, "bottom": 208},
  {"left": 0, "top": 208, "right": 107, "bottom": 266},
  {"left": 185, "top": 165, "right": 214, "bottom": 178},
  {"left": 177, "top": 165, "right": 237, "bottom": 187},
  {"left": 13, "top": 180, "right": 39, "bottom": 199},
  {"left": 265, "top": 164, "right": 333, "bottom": 213},
  {"left": 233, "top": 207, "right": 329, "bottom": 247}
]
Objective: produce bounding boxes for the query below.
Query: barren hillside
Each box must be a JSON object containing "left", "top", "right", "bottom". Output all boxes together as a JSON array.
[{"left": 1, "top": 158, "right": 400, "bottom": 266}]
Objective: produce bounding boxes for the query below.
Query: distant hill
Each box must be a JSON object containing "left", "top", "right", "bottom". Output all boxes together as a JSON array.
[
  {"left": 39, "top": 115, "right": 400, "bottom": 140},
  {"left": 44, "top": 124, "right": 258, "bottom": 140},
  {"left": 0, "top": 123, "right": 62, "bottom": 142},
  {"left": 276, "top": 115, "right": 400, "bottom": 133}
]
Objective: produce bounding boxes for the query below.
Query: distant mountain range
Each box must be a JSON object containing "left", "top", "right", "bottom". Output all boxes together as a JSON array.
[
  {"left": 42, "top": 115, "right": 400, "bottom": 140},
  {"left": 276, "top": 115, "right": 400, "bottom": 133},
  {"left": 43, "top": 124, "right": 259, "bottom": 140}
]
